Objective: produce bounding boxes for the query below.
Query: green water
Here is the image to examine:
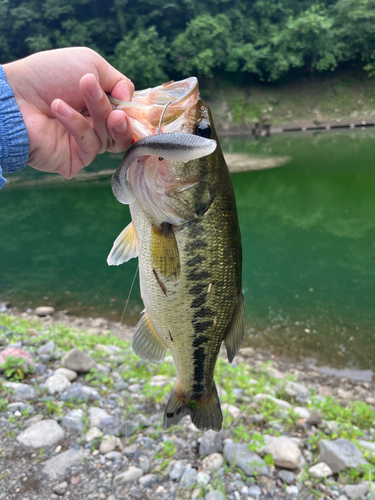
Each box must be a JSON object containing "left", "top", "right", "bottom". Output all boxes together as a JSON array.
[{"left": 1, "top": 131, "right": 375, "bottom": 370}]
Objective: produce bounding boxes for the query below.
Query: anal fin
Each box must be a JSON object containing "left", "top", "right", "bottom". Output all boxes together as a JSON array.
[
  {"left": 163, "top": 383, "right": 222, "bottom": 432},
  {"left": 224, "top": 294, "right": 245, "bottom": 363},
  {"left": 107, "top": 221, "right": 138, "bottom": 266},
  {"left": 132, "top": 310, "right": 167, "bottom": 364},
  {"left": 151, "top": 223, "right": 180, "bottom": 280}
]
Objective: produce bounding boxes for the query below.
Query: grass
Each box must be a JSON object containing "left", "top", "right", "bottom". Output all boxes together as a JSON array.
[{"left": 2, "top": 312, "right": 375, "bottom": 487}]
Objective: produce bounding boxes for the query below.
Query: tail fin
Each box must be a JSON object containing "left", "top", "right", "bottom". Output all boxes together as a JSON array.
[{"left": 163, "top": 383, "right": 222, "bottom": 432}]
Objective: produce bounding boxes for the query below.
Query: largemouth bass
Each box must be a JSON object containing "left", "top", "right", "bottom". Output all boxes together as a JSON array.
[{"left": 108, "top": 78, "right": 244, "bottom": 431}]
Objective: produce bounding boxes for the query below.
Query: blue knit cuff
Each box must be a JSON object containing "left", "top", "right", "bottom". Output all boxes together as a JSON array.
[{"left": 0, "top": 64, "right": 30, "bottom": 188}]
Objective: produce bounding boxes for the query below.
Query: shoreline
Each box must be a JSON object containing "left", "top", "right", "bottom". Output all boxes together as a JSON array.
[
  {"left": 2, "top": 305, "right": 373, "bottom": 387},
  {"left": 1, "top": 309, "right": 375, "bottom": 499}
]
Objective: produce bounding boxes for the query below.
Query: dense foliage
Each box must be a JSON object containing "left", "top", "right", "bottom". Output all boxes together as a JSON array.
[{"left": 1, "top": 0, "right": 375, "bottom": 88}]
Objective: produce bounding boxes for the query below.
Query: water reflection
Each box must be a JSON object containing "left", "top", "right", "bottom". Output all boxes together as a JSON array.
[{"left": 1, "top": 131, "right": 374, "bottom": 370}]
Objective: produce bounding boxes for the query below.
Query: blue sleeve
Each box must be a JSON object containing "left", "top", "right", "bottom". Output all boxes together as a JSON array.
[{"left": 0, "top": 64, "right": 30, "bottom": 189}]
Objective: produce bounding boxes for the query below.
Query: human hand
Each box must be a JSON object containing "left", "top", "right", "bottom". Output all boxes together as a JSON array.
[{"left": 3, "top": 47, "right": 134, "bottom": 178}]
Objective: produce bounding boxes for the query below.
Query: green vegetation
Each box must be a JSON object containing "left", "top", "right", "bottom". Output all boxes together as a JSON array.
[
  {"left": 2, "top": 312, "right": 375, "bottom": 489},
  {"left": 1, "top": 0, "right": 375, "bottom": 89},
  {"left": 0, "top": 355, "right": 32, "bottom": 381}
]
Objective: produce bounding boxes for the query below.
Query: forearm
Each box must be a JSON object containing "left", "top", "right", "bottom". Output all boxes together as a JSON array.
[{"left": 0, "top": 64, "right": 30, "bottom": 189}]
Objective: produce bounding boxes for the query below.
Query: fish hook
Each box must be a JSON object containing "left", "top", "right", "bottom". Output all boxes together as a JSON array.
[{"left": 157, "top": 100, "right": 173, "bottom": 135}]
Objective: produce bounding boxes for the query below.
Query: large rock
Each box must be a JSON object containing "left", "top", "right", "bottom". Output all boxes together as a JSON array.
[
  {"left": 17, "top": 419, "right": 65, "bottom": 448},
  {"left": 319, "top": 439, "right": 368, "bottom": 473},
  {"left": 43, "top": 448, "right": 89, "bottom": 478},
  {"left": 223, "top": 440, "right": 269, "bottom": 477},
  {"left": 199, "top": 430, "right": 223, "bottom": 457},
  {"left": 0, "top": 347, "right": 34, "bottom": 368},
  {"left": 43, "top": 374, "right": 71, "bottom": 395},
  {"left": 62, "top": 349, "right": 96, "bottom": 373},
  {"left": 5, "top": 381, "right": 38, "bottom": 401},
  {"left": 267, "top": 436, "right": 302, "bottom": 470}
]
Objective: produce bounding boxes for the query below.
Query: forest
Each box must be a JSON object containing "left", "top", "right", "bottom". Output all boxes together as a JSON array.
[{"left": 1, "top": 0, "right": 375, "bottom": 88}]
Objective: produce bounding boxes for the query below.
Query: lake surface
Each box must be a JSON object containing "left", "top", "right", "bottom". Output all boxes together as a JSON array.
[{"left": 1, "top": 131, "right": 375, "bottom": 371}]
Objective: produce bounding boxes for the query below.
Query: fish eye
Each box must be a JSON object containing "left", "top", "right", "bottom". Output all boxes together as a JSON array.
[{"left": 195, "top": 122, "right": 211, "bottom": 139}]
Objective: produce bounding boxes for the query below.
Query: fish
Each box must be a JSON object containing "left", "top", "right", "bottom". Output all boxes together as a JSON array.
[{"left": 107, "top": 78, "right": 244, "bottom": 431}]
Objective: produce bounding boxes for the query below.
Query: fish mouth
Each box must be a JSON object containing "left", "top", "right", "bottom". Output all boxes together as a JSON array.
[{"left": 108, "top": 77, "right": 200, "bottom": 140}]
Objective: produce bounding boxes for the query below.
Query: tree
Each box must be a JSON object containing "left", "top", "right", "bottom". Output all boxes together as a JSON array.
[{"left": 112, "top": 26, "right": 169, "bottom": 89}]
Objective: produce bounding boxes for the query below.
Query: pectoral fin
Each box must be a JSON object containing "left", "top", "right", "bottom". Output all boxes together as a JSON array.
[
  {"left": 132, "top": 310, "right": 167, "bottom": 363},
  {"left": 224, "top": 294, "right": 245, "bottom": 363},
  {"left": 107, "top": 222, "right": 138, "bottom": 266},
  {"left": 151, "top": 223, "right": 180, "bottom": 280}
]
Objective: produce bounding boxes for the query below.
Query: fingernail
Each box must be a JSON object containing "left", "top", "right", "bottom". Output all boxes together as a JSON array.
[
  {"left": 114, "top": 115, "right": 127, "bottom": 133},
  {"left": 88, "top": 78, "right": 103, "bottom": 100},
  {"left": 56, "top": 100, "right": 72, "bottom": 118}
]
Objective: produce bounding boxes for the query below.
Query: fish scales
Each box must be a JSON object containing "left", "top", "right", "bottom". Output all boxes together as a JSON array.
[{"left": 108, "top": 77, "right": 244, "bottom": 431}]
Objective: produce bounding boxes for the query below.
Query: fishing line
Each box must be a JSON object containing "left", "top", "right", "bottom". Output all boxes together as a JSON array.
[
  {"left": 110, "top": 264, "right": 138, "bottom": 373},
  {"left": 120, "top": 264, "right": 139, "bottom": 325}
]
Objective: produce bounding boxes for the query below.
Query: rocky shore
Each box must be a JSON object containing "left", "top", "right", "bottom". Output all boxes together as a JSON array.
[{"left": 1, "top": 307, "right": 375, "bottom": 500}]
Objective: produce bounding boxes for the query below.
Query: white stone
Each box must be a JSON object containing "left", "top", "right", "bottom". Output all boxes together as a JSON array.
[
  {"left": 43, "top": 374, "right": 71, "bottom": 395},
  {"left": 253, "top": 393, "right": 291, "bottom": 410},
  {"left": 267, "top": 436, "right": 302, "bottom": 469},
  {"left": 221, "top": 403, "right": 241, "bottom": 418},
  {"left": 35, "top": 306, "right": 55, "bottom": 316},
  {"left": 293, "top": 407, "right": 311, "bottom": 419},
  {"left": 88, "top": 406, "right": 111, "bottom": 428},
  {"left": 99, "top": 434, "right": 117, "bottom": 455},
  {"left": 85, "top": 427, "right": 103, "bottom": 442},
  {"left": 54, "top": 368, "right": 78, "bottom": 381},
  {"left": 53, "top": 481, "right": 68, "bottom": 495},
  {"left": 149, "top": 375, "right": 169, "bottom": 387},
  {"left": 309, "top": 462, "right": 333, "bottom": 478},
  {"left": 201, "top": 452, "right": 224, "bottom": 471},
  {"left": 17, "top": 420, "right": 65, "bottom": 448},
  {"left": 114, "top": 466, "right": 143, "bottom": 485}
]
